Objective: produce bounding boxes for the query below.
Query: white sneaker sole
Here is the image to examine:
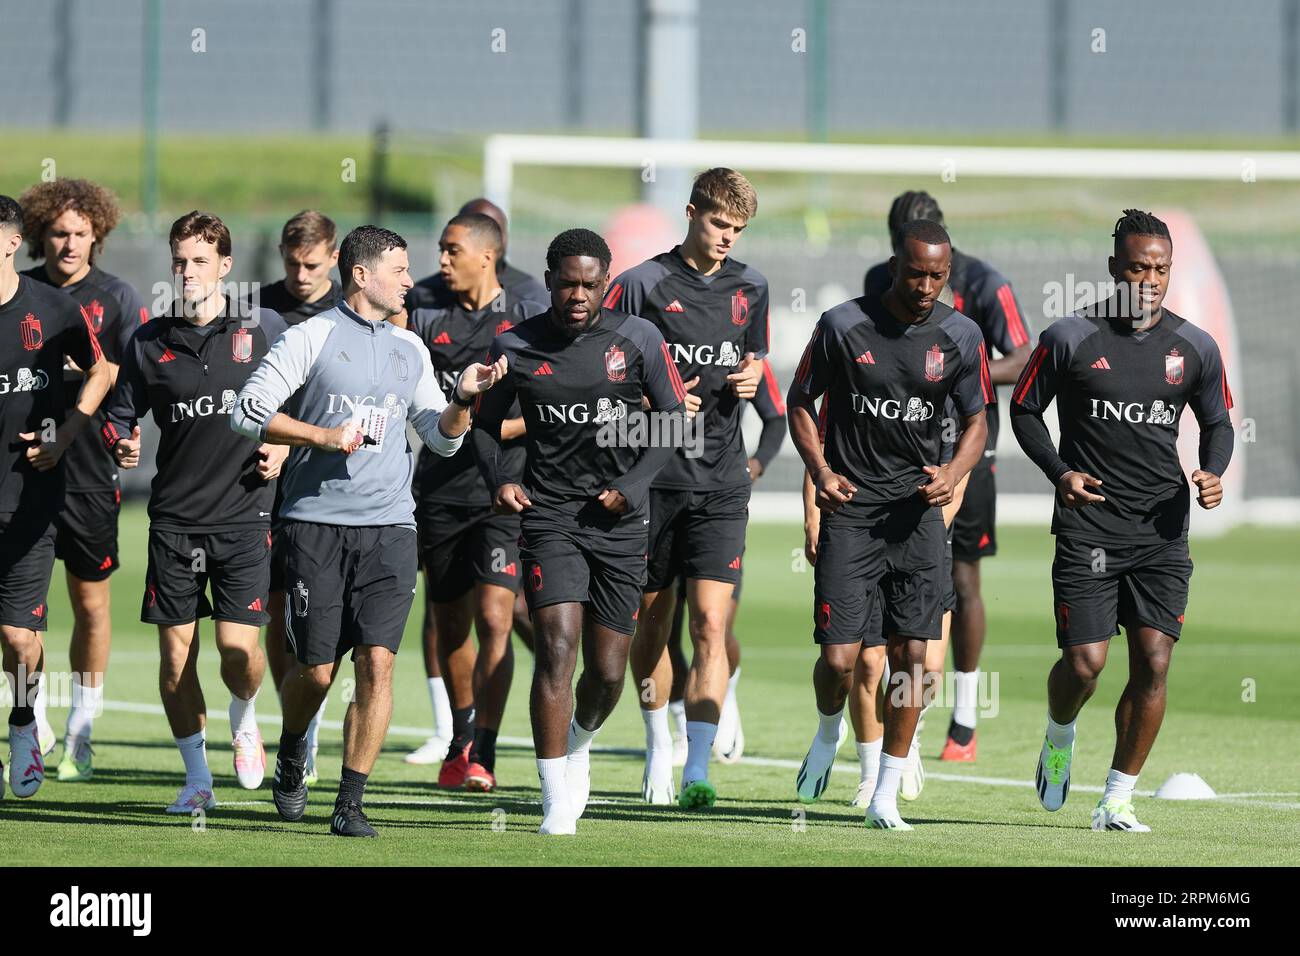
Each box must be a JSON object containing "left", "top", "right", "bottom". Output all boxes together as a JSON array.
[{"left": 404, "top": 736, "right": 451, "bottom": 765}]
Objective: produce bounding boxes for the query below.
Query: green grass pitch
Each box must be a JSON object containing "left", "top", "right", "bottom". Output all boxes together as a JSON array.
[{"left": 4, "top": 505, "right": 1297, "bottom": 866}]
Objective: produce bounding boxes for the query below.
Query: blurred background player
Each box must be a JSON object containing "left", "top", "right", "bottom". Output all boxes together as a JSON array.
[
  {"left": 661, "top": 357, "right": 787, "bottom": 766},
  {"left": 606, "top": 168, "right": 768, "bottom": 809},
  {"left": 406, "top": 213, "right": 532, "bottom": 792},
  {"left": 1011, "top": 210, "right": 1233, "bottom": 832},
  {"left": 104, "top": 211, "right": 287, "bottom": 813},
  {"left": 16, "top": 178, "right": 147, "bottom": 779},
  {"left": 473, "top": 228, "right": 686, "bottom": 835},
  {"left": 863, "top": 191, "right": 1031, "bottom": 762},
  {"left": 404, "top": 198, "right": 547, "bottom": 763},
  {"left": 249, "top": 210, "right": 343, "bottom": 785},
  {"left": 788, "top": 219, "right": 990, "bottom": 829},
  {"left": 0, "top": 194, "right": 111, "bottom": 802}
]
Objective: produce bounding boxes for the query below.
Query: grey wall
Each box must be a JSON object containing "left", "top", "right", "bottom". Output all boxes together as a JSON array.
[{"left": 3, "top": 0, "right": 1298, "bottom": 137}]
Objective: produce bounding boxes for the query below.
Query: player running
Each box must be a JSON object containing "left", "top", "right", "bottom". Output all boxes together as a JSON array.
[
  {"left": 248, "top": 210, "right": 343, "bottom": 786},
  {"left": 788, "top": 219, "right": 991, "bottom": 830},
  {"left": 232, "top": 225, "right": 504, "bottom": 837},
  {"left": 407, "top": 213, "right": 532, "bottom": 792},
  {"left": 104, "top": 211, "right": 287, "bottom": 813},
  {"left": 473, "top": 228, "right": 687, "bottom": 835},
  {"left": 605, "top": 168, "right": 769, "bottom": 808},
  {"left": 16, "top": 178, "right": 147, "bottom": 774},
  {"left": 864, "top": 191, "right": 1031, "bottom": 762},
  {"left": 0, "top": 194, "right": 111, "bottom": 802},
  {"left": 661, "top": 357, "right": 788, "bottom": 767},
  {"left": 1010, "top": 210, "right": 1234, "bottom": 832}
]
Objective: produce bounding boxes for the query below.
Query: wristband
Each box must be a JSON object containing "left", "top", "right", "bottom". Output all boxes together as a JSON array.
[{"left": 451, "top": 388, "right": 474, "bottom": 408}]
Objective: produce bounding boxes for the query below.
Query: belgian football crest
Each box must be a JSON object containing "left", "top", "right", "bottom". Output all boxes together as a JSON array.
[
  {"left": 20, "top": 313, "right": 42, "bottom": 351},
  {"left": 924, "top": 344, "right": 945, "bottom": 382},
  {"left": 731, "top": 288, "right": 749, "bottom": 326},
  {"left": 496, "top": 319, "right": 513, "bottom": 336},
  {"left": 83, "top": 300, "right": 105, "bottom": 334},
  {"left": 605, "top": 344, "right": 626, "bottom": 382},
  {"left": 293, "top": 579, "right": 309, "bottom": 617},
  {"left": 231, "top": 328, "right": 252, "bottom": 363},
  {"left": 1165, "top": 348, "right": 1184, "bottom": 385}
]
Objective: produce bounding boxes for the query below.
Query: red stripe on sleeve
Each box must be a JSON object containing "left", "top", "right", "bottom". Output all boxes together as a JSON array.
[
  {"left": 816, "top": 395, "right": 829, "bottom": 441},
  {"left": 761, "top": 359, "right": 786, "bottom": 415},
  {"left": 978, "top": 342, "right": 993, "bottom": 404},
  {"left": 81, "top": 310, "right": 105, "bottom": 364},
  {"left": 997, "top": 284, "right": 1029, "bottom": 348},
  {"left": 603, "top": 283, "right": 624, "bottom": 310},
  {"left": 1013, "top": 343, "right": 1048, "bottom": 405},
  {"left": 660, "top": 342, "right": 687, "bottom": 402},
  {"left": 794, "top": 327, "right": 821, "bottom": 388},
  {"left": 101, "top": 421, "right": 119, "bottom": 450},
  {"left": 1222, "top": 369, "right": 1234, "bottom": 410}
]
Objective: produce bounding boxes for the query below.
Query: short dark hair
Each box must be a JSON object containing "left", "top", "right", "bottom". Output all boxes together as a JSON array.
[
  {"left": 170, "top": 210, "right": 232, "bottom": 257},
  {"left": 545, "top": 228, "right": 611, "bottom": 273},
  {"left": 338, "top": 225, "right": 407, "bottom": 287},
  {"left": 887, "top": 191, "right": 944, "bottom": 251},
  {"left": 896, "top": 217, "right": 951, "bottom": 250},
  {"left": 281, "top": 209, "right": 337, "bottom": 250},
  {"left": 445, "top": 213, "right": 504, "bottom": 259},
  {"left": 0, "top": 195, "right": 21, "bottom": 234},
  {"left": 1112, "top": 208, "right": 1171, "bottom": 257}
]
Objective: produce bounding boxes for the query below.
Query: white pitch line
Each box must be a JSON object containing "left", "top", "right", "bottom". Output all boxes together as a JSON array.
[{"left": 99, "top": 699, "right": 1300, "bottom": 810}]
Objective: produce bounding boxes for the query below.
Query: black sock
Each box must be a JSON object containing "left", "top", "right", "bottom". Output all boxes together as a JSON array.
[
  {"left": 337, "top": 766, "right": 368, "bottom": 808},
  {"left": 450, "top": 706, "right": 476, "bottom": 751},
  {"left": 948, "top": 720, "right": 975, "bottom": 746},
  {"left": 280, "top": 729, "right": 307, "bottom": 757},
  {"left": 469, "top": 727, "right": 498, "bottom": 772},
  {"left": 9, "top": 706, "right": 34, "bottom": 727}
]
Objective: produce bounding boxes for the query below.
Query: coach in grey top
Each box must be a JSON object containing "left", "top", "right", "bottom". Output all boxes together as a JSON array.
[{"left": 229, "top": 225, "right": 505, "bottom": 838}]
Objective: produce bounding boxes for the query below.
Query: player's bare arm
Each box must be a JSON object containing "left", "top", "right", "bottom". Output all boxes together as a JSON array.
[
  {"left": 24, "top": 353, "right": 112, "bottom": 472},
  {"left": 786, "top": 390, "right": 856, "bottom": 512},
  {"left": 437, "top": 354, "right": 507, "bottom": 439}
]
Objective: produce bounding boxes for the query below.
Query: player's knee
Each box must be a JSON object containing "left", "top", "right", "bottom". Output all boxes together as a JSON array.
[
  {"left": 1135, "top": 650, "right": 1172, "bottom": 687},
  {"left": 689, "top": 606, "right": 729, "bottom": 645},
  {"left": 296, "top": 663, "right": 334, "bottom": 696},
  {"left": 820, "top": 645, "right": 857, "bottom": 680},
  {"left": 1065, "top": 653, "right": 1104, "bottom": 685}
]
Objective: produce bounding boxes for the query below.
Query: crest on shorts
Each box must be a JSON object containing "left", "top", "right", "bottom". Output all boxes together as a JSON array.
[
  {"left": 605, "top": 345, "right": 626, "bottom": 382},
  {"left": 20, "top": 313, "right": 42, "bottom": 351},
  {"left": 1164, "top": 349, "right": 1184, "bottom": 385},
  {"left": 530, "top": 565, "right": 543, "bottom": 592},
  {"left": 390, "top": 348, "right": 409, "bottom": 382},
  {"left": 924, "top": 344, "right": 945, "bottom": 382},
  {"left": 731, "top": 289, "right": 749, "bottom": 326},
  {"left": 293, "top": 579, "right": 309, "bottom": 617},
  {"left": 818, "top": 602, "right": 831, "bottom": 629},
  {"left": 231, "top": 328, "right": 253, "bottom": 363}
]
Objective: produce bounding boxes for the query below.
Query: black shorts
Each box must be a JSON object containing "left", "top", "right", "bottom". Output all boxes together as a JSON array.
[
  {"left": 520, "top": 500, "right": 648, "bottom": 636},
  {"left": 54, "top": 486, "right": 121, "bottom": 581},
  {"left": 269, "top": 523, "right": 288, "bottom": 592},
  {"left": 143, "top": 527, "right": 272, "bottom": 627},
  {"left": 645, "top": 485, "right": 749, "bottom": 592},
  {"left": 0, "top": 512, "right": 56, "bottom": 631},
  {"left": 951, "top": 462, "right": 997, "bottom": 562},
  {"left": 813, "top": 501, "right": 948, "bottom": 645},
  {"left": 417, "top": 501, "right": 523, "bottom": 603},
  {"left": 1051, "top": 535, "right": 1193, "bottom": 647},
  {"left": 280, "top": 521, "right": 418, "bottom": 665}
]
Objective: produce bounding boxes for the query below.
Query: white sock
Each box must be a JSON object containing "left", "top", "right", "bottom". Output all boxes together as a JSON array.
[
  {"left": 642, "top": 706, "right": 671, "bottom": 753},
  {"left": 683, "top": 720, "right": 717, "bottom": 785},
  {"left": 1103, "top": 768, "right": 1139, "bottom": 804},
  {"left": 567, "top": 717, "right": 597, "bottom": 762},
  {"left": 726, "top": 667, "right": 741, "bottom": 701},
  {"left": 228, "top": 689, "right": 259, "bottom": 736},
  {"left": 953, "top": 670, "right": 979, "bottom": 729},
  {"left": 175, "top": 730, "right": 212, "bottom": 788},
  {"left": 33, "top": 672, "right": 48, "bottom": 728},
  {"left": 306, "top": 696, "right": 327, "bottom": 752},
  {"left": 910, "top": 701, "right": 932, "bottom": 750},
  {"left": 537, "top": 756, "right": 570, "bottom": 814},
  {"left": 870, "top": 752, "right": 907, "bottom": 812},
  {"left": 856, "top": 737, "right": 883, "bottom": 781},
  {"left": 1046, "top": 714, "right": 1076, "bottom": 749},
  {"left": 66, "top": 678, "right": 102, "bottom": 743},
  {"left": 428, "top": 677, "right": 452, "bottom": 739},
  {"left": 668, "top": 699, "right": 687, "bottom": 739},
  {"left": 816, "top": 706, "right": 843, "bottom": 745}
]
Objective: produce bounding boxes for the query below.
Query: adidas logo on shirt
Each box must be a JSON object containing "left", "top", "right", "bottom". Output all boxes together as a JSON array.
[
  {"left": 665, "top": 299, "right": 685, "bottom": 313},
  {"left": 534, "top": 362, "right": 554, "bottom": 376},
  {"left": 433, "top": 332, "right": 452, "bottom": 345},
  {"left": 337, "top": 350, "right": 352, "bottom": 363},
  {"left": 158, "top": 349, "right": 176, "bottom": 363},
  {"left": 855, "top": 351, "right": 876, "bottom": 365},
  {"left": 1091, "top": 357, "right": 1111, "bottom": 370}
]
